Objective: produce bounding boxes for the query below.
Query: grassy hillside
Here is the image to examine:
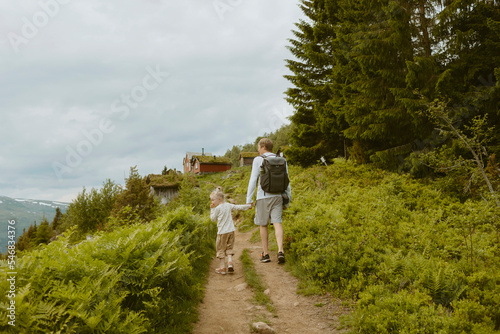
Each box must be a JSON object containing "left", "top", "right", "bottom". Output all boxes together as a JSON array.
[
  {"left": 284, "top": 161, "right": 499, "bottom": 332},
  {"left": 0, "top": 199, "right": 216, "bottom": 333},
  {"left": 1, "top": 161, "right": 498, "bottom": 333},
  {"left": 202, "top": 161, "right": 500, "bottom": 333}
]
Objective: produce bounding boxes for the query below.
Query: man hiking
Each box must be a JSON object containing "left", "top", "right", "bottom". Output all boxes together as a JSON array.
[{"left": 246, "top": 138, "right": 291, "bottom": 264}]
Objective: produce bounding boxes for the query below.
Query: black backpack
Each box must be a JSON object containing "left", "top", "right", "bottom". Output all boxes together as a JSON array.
[{"left": 259, "top": 154, "right": 290, "bottom": 194}]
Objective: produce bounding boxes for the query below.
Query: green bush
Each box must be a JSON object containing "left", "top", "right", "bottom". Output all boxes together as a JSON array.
[
  {"left": 345, "top": 284, "right": 497, "bottom": 333},
  {"left": 167, "top": 177, "right": 209, "bottom": 215},
  {"left": 282, "top": 159, "right": 500, "bottom": 332},
  {"left": 0, "top": 207, "right": 216, "bottom": 333}
]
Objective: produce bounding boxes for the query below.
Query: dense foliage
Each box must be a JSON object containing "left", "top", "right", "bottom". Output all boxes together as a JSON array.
[
  {"left": 111, "top": 166, "right": 160, "bottom": 225},
  {"left": 282, "top": 159, "right": 500, "bottom": 333},
  {"left": 4, "top": 145, "right": 500, "bottom": 333},
  {"left": 224, "top": 124, "right": 292, "bottom": 166},
  {"left": 285, "top": 0, "right": 500, "bottom": 170},
  {"left": 62, "top": 179, "right": 122, "bottom": 236},
  {"left": 14, "top": 166, "right": 168, "bottom": 250},
  {"left": 1, "top": 205, "right": 216, "bottom": 333},
  {"left": 12, "top": 207, "right": 65, "bottom": 253},
  {"left": 174, "top": 160, "right": 499, "bottom": 332}
]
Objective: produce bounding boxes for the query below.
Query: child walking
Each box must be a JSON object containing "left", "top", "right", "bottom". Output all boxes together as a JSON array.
[{"left": 210, "top": 187, "right": 251, "bottom": 275}]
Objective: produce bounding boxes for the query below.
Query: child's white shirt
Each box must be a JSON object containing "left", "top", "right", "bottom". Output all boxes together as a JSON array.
[{"left": 210, "top": 202, "right": 251, "bottom": 234}]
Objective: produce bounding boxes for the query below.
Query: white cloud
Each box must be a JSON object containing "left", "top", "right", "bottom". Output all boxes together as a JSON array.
[{"left": 0, "top": 0, "right": 302, "bottom": 202}]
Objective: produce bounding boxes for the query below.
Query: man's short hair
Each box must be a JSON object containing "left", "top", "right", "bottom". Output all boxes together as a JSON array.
[{"left": 258, "top": 138, "right": 273, "bottom": 152}]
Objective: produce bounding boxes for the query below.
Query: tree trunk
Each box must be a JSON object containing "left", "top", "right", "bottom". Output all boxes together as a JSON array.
[{"left": 419, "top": 0, "right": 432, "bottom": 57}]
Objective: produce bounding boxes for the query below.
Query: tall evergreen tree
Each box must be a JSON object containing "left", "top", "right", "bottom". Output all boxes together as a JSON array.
[
  {"left": 285, "top": 0, "right": 424, "bottom": 165},
  {"left": 225, "top": 145, "right": 243, "bottom": 167},
  {"left": 16, "top": 226, "right": 35, "bottom": 251},
  {"left": 50, "top": 207, "right": 63, "bottom": 233},
  {"left": 285, "top": 0, "right": 343, "bottom": 166},
  {"left": 35, "top": 218, "right": 52, "bottom": 245},
  {"left": 112, "top": 166, "right": 160, "bottom": 223},
  {"left": 285, "top": 0, "right": 500, "bottom": 168},
  {"left": 433, "top": 1, "right": 500, "bottom": 150},
  {"left": 338, "top": 1, "right": 414, "bottom": 160}
]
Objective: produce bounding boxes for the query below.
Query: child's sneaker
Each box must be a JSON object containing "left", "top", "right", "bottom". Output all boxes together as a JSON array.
[
  {"left": 260, "top": 252, "right": 271, "bottom": 263},
  {"left": 215, "top": 267, "right": 227, "bottom": 275},
  {"left": 277, "top": 251, "right": 285, "bottom": 264},
  {"left": 227, "top": 262, "right": 234, "bottom": 273}
]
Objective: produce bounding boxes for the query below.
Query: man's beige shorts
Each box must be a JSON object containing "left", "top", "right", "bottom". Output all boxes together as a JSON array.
[{"left": 254, "top": 196, "right": 283, "bottom": 226}]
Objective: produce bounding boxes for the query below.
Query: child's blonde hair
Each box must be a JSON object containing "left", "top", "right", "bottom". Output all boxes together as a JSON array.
[{"left": 210, "top": 186, "right": 225, "bottom": 201}]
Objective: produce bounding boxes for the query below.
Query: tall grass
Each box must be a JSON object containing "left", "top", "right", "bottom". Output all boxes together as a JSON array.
[{"left": 240, "top": 249, "right": 276, "bottom": 315}]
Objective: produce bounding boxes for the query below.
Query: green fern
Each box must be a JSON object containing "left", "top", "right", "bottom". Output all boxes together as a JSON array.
[
  {"left": 0, "top": 206, "right": 215, "bottom": 333},
  {"left": 420, "top": 265, "right": 467, "bottom": 308}
]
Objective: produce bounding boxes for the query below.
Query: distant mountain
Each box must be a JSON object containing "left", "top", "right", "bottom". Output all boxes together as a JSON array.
[{"left": 0, "top": 196, "right": 69, "bottom": 253}]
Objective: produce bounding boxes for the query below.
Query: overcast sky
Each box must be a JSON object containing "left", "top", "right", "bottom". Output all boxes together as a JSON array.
[{"left": 0, "top": 1, "right": 303, "bottom": 203}]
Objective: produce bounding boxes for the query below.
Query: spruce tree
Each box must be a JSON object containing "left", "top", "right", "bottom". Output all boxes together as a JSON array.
[
  {"left": 50, "top": 207, "right": 63, "bottom": 233},
  {"left": 224, "top": 145, "right": 242, "bottom": 167},
  {"left": 16, "top": 222, "right": 39, "bottom": 251},
  {"left": 284, "top": 0, "right": 500, "bottom": 168},
  {"left": 433, "top": 1, "right": 500, "bottom": 153},
  {"left": 285, "top": 0, "right": 427, "bottom": 165},
  {"left": 284, "top": 0, "right": 342, "bottom": 166},
  {"left": 334, "top": 0, "right": 436, "bottom": 162},
  {"left": 35, "top": 218, "right": 52, "bottom": 245}
]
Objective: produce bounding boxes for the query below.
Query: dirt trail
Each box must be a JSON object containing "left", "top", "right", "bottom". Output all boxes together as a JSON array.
[{"left": 193, "top": 227, "right": 345, "bottom": 334}]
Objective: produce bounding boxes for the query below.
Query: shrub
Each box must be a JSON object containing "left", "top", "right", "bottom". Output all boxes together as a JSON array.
[
  {"left": 0, "top": 207, "right": 216, "bottom": 333},
  {"left": 282, "top": 159, "right": 500, "bottom": 332}
]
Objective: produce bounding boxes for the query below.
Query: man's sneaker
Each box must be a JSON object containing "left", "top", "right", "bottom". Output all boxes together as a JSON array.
[
  {"left": 260, "top": 252, "right": 271, "bottom": 263},
  {"left": 277, "top": 252, "right": 285, "bottom": 264}
]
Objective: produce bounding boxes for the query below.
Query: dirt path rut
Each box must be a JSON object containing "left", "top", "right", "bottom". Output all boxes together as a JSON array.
[{"left": 193, "top": 227, "right": 345, "bottom": 334}]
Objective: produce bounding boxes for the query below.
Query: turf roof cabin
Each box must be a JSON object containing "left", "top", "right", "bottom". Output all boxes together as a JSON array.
[
  {"left": 239, "top": 152, "right": 259, "bottom": 166},
  {"left": 183, "top": 151, "right": 212, "bottom": 173},
  {"left": 146, "top": 170, "right": 182, "bottom": 205},
  {"left": 190, "top": 155, "right": 232, "bottom": 175}
]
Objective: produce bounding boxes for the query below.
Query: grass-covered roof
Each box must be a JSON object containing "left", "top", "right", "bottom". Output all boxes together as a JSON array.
[
  {"left": 239, "top": 152, "right": 259, "bottom": 158},
  {"left": 192, "top": 155, "right": 231, "bottom": 164},
  {"left": 147, "top": 173, "right": 183, "bottom": 188}
]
